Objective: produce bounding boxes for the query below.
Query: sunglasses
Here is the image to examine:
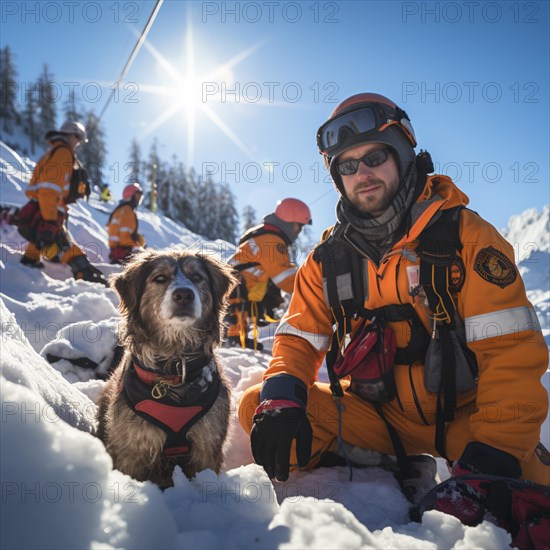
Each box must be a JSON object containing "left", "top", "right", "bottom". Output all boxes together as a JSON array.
[{"left": 336, "top": 148, "right": 391, "bottom": 176}]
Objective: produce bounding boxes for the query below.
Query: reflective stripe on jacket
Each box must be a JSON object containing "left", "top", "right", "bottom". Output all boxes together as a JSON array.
[{"left": 267, "top": 174, "right": 548, "bottom": 465}]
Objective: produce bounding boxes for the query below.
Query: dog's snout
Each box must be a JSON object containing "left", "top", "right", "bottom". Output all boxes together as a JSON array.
[{"left": 173, "top": 287, "right": 195, "bottom": 305}]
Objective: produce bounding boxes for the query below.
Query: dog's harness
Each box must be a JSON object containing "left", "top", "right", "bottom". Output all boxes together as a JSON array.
[{"left": 120, "top": 354, "right": 221, "bottom": 463}]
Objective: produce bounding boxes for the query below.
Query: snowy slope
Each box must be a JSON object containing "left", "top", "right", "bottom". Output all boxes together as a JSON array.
[
  {"left": 1, "top": 140, "right": 548, "bottom": 549},
  {"left": 501, "top": 206, "right": 550, "bottom": 345}
]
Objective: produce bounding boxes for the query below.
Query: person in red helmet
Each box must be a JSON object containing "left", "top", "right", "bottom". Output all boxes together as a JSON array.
[
  {"left": 225, "top": 198, "right": 312, "bottom": 351},
  {"left": 106, "top": 183, "right": 146, "bottom": 264},
  {"left": 18, "top": 121, "right": 108, "bottom": 286},
  {"left": 238, "top": 93, "right": 549, "bottom": 547}
]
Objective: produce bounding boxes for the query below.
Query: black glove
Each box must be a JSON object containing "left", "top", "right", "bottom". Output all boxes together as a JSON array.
[
  {"left": 36, "top": 220, "right": 59, "bottom": 249},
  {"left": 70, "top": 256, "right": 109, "bottom": 287},
  {"left": 76, "top": 265, "right": 109, "bottom": 287},
  {"left": 251, "top": 400, "right": 312, "bottom": 481}
]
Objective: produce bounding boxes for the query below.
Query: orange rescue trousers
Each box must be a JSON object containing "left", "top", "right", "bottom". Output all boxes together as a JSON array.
[
  {"left": 23, "top": 241, "right": 86, "bottom": 265},
  {"left": 238, "top": 381, "right": 549, "bottom": 485}
]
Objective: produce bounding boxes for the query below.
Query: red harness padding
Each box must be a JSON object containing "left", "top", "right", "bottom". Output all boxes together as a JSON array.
[
  {"left": 121, "top": 357, "right": 220, "bottom": 460},
  {"left": 418, "top": 473, "right": 550, "bottom": 550}
]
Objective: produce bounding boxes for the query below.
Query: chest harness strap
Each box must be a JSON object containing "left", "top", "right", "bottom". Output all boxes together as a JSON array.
[{"left": 121, "top": 354, "right": 220, "bottom": 463}]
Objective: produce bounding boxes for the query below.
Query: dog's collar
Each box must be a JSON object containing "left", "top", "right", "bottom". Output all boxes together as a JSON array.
[
  {"left": 132, "top": 353, "right": 211, "bottom": 386},
  {"left": 133, "top": 362, "right": 182, "bottom": 386}
]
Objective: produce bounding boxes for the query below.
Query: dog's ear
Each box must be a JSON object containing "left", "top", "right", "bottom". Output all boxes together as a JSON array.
[
  {"left": 110, "top": 251, "right": 153, "bottom": 316},
  {"left": 198, "top": 253, "right": 238, "bottom": 306},
  {"left": 110, "top": 269, "right": 138, "bottom": 317}
]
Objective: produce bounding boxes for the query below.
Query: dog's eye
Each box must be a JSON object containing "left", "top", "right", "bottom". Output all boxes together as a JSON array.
[
  {"left": 190, "top": 273, "right": 204, "bottom": 283},
  {"left": 152, "top": 274, "right": 168, "bottom": 284}
]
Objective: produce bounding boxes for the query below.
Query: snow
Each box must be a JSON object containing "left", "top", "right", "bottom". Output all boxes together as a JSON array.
[{"left": 1, "top": 140, "right": 547, "bottom": 549}]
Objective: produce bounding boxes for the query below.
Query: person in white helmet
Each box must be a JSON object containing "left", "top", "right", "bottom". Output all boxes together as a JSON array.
[
  {"left": 18, "top": 121, "right": 108, "bottom": 286},
  {"left": 225, "top": 198, "right": 312, "bottom": 351},
  {"left": 106, "top": 183, "right": 146, "bottom": 264}
]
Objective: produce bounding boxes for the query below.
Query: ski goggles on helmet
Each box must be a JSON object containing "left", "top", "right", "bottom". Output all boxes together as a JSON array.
[
  {"left": 316, "top": 103, "right": 416, "bottom": 158},
  {"left": 336, "top": 147, "right": 391, "bottom": 176}
]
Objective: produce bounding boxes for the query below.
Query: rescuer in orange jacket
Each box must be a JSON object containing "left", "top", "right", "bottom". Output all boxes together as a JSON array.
[
  {"left": 225, "top": 198, "right": 312, "bottom": 351},
  {"left": 19, "top": 121, "right": 108, "bottom": 286},
  {"left": 106, "top": 183, "right": 146, "bottom": 264},
  {"left": 238, "top": 93, "right": 549, "bottom": 531}
]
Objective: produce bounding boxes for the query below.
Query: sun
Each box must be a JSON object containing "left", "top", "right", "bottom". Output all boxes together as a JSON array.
[{"left": 130, "top": 20, "right": 264, "bottom": 164}]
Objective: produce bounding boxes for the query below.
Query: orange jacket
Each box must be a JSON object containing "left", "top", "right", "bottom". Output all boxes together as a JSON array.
[
  {"left": 229, "top": 226, "right": 298, "bottom": 299},
  {"left": 267, "top": 175, "right": 548, "bottom": 464},
  {"left": 107, "top": 203, "right": 140, "bottom": 248},
  {"left": 26, "top": 141, "right": 74, "bottom": 221}
]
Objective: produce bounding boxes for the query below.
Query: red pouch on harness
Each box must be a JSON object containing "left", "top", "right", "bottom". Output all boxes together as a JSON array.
[
  {"left": 333, "top": 320, "right": 397, "bottom": 403},
  {"left": 418, "top": 474, "right": 550, "bottom": 550},
  {"left": 16, "top": 200, "right": 42, "bottom": 241},
  {"left": 508, "top": 479, "right": 550, "bottom": 550}
]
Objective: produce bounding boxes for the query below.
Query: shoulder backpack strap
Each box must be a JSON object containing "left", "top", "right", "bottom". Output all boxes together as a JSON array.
[
  {"left": 315, "top": 229, "right": 364, "bottom": 398},
  {"left": 418, "top": 206, "right": 463, "bottom": 459},
  {"left": 324, "top": 247, "right": 346, "bottom": 398},
  {"left": 419, "top": 206, "right": 463, "bottom": 324}
]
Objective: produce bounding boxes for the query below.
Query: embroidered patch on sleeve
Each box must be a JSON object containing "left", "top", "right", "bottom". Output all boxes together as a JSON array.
[{"left": 473, "top": 246, "right": 517, "bottom": 288}]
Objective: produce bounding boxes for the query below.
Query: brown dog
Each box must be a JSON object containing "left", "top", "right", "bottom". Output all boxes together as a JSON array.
[{"left": 96, "top": 249, "right": 237, "bottom": 488}]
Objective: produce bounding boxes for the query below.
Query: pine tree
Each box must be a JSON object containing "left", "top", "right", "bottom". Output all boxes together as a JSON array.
[
  {"left": 0, "top": 46, "right": 19, "bottom": 135},
  {"left": 160, "top": 155, "right": 186, "bottom": 220},
  {"left": 78, "top": 111, "right": 107, "bottom": 187},
  {"left": 196, "top": 176, "right": 213, "bottom": 237},
  {"left": 37, "top": 64, "right": 57, "bottom": 139},
  {"left": 128, "top": 138, "right": 142, "bottom": 184},
  {"left": 144, "top": 140, "right": 161, "bottom": 212},
  {"left": 23, "top": 82, "right": 39, "bottom": 155},
  {"left": 218, "top": 183, "right": 239, "bottom": 243},
  {"left": 183, "top": 166, "right": 200, "bottom": 233},
  {"left": 63, "top": 95, "right": 83, "bottom": 123},
  {"left": 242, "top": 205, "right": 258, "bottom": 232},
  {"left": 157, "top": 154, "right": 175, "bottom": 214}
]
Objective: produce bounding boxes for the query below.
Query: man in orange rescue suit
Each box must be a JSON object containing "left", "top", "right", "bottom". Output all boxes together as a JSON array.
[
  {"left": 238, "top": 94, "right": 549, "bottom": 535},
  {"left": 106, "top": 183, "right": 146, "bottom": 264},
  {"left": 225, "top": 198, "right": 312, "bottom": 351},
  {"left": 20, "top": 121, "right": 108, "bottom": 286}
]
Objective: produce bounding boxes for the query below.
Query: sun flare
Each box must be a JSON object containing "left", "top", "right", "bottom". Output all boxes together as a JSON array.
[{"left": 130, "top": 20, "right": 262, "bottom": 165}]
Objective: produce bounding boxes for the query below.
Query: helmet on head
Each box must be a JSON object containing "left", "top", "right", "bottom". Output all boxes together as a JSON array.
[
  {"left": 316, "top": 93, "right": 417, "bottom": 191},
  {"left": 59, "top": 121, "right": 88, "bottom": 143},
  {"left": 123, "top": 183, "right": 143, "bottom": 201},
  {"left": 274, "top": 198, "right": 312, "bottom": 225}
]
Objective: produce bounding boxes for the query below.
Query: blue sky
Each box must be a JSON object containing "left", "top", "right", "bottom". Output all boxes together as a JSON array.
[{"left": 2, "top": 0, "right": 549, "bottom": 239}]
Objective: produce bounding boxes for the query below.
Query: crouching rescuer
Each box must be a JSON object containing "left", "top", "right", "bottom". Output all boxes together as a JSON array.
[
  {"left": 237, "top": 93, "right": 549, "bottom": 549},
  {"left": 18, "top": 121, "right": 108, "bottom": 286},
  {"left": 225, "top": 198, "right": 312, "bottom": 351},
  {"left": 106, "top": 183, "right": 146, "bottom": 265}
]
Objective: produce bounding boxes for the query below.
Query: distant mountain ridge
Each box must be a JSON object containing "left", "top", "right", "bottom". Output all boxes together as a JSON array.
[{"left": 501, "top": 205, "right": 549, "bottom": 303}]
